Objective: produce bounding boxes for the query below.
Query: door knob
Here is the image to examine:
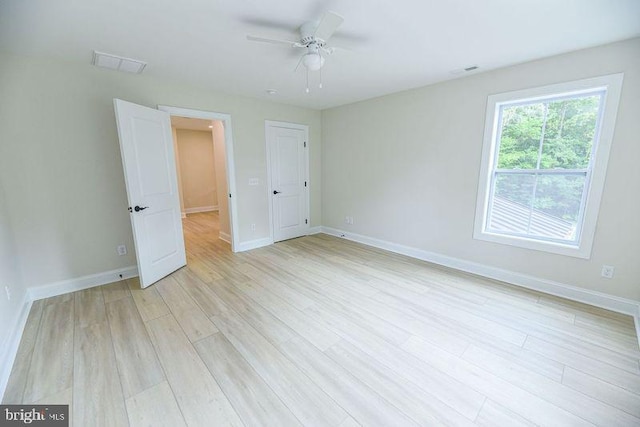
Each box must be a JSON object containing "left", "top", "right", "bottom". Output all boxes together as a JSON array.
[
  {"left": 273, "top": 190, "right": 281, "bottom": 195},
  {"left": 134, "top": 205, "right": 149, "bottom": 212}
]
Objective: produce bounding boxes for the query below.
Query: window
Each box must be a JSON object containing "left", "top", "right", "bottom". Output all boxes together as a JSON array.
[{"left": 474, "top": 74, "right": 623, "bottom": 258}]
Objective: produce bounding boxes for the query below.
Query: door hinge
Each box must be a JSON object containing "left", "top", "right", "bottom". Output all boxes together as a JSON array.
[
  {"left": 304, "top": 141, "right": 307, "bottom": 148},
  {"left": 229, "top": 193, "right": 231, "bottom": 198},
  {"left": 305, "top": 219, "right": 308, "bottom": 224},
  {"left": 304, "top": 181, "right": 307, "bottom": 187}
]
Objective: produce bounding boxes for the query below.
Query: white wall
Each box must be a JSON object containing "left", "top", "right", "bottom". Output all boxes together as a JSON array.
[
  {"left": 175, "top": 129, "right": 218, "bottom": 211},
  {"left": 322, "top": 38, "right": 640, "bottom": 301},
  {"left": 0, "top": 52, "right": 321, "bottom": 290},
  {"left": 0, "top": 178, "right": 27, "bottom": 394},
  {"left": 212, "top": 121, "right": 231, "bottom": 239}
]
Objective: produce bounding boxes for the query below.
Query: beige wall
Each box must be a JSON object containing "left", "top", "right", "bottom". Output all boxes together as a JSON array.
[
  {"left": 0, "top": 178, "right": 26, "bottom": 379},
  {"left": 0, "top": 52, "right": 322, "bottom": 289},
  {"left": 322, "top": 38, "right": 640, "bottom": 301},
  {"left": 212, "top": 121, "right": 231, "bottom": 239},
  {"left": 172, "top": 126, "right": 186, "bottom": 215},
  {"left": 175, "top": 129, "right": 218, "bottom": 211}
]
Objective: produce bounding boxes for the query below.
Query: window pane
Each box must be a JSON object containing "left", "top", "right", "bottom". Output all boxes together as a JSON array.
[
  {"left": 477, "top": 76, "right": 620, "bottom": 255},
  {"left": 488, "top": 173, "right": 535, "bottom": 234},
  {"left": 496, "top": 104, "right": 545, "bottom": 169},
  {"left": 530, "top": 174, "right": 586, "bottom": 241},
  {"left": 540, "top": 95, "right": 601, "bottom": 169}
]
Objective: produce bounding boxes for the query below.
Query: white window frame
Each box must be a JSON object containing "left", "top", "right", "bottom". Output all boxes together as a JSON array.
[{"left": 473, "top": 73, "right": 623, "bottom": 259}]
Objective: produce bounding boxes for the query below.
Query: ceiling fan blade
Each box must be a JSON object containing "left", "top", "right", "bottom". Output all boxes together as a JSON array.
[
  {"left": 246, "top": 35, "right": 299, "bottom": 47},
  {"left": 313, "top": 11, "right": 344, "bottom": 41}
]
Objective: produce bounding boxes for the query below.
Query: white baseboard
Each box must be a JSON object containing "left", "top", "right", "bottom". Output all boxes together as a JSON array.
[
  {"left": 236, "top": 237, "right": 273, "bottom": 252},
  {"left": 184, "top": 205, "right": 218, "bottom": 215},
  {"left": 219, "top": 231, "right": 231, "bottom": 243},
  {"left": 28, "top": 265, "right": 138, "bottom": 301},
  {"left": 321, "top": 226, "right": 640, "bottom": 346},
  {"left": 0, "top": 293, "right": 32, "bottom": 402},
  {"left": 308, "top": 226, "right": 322, "bottom": 235},
  {"left": 181, "top": 212, "right": 187, "bottom": 219}
]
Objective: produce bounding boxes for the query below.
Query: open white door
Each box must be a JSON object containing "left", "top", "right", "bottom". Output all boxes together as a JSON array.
[
  {"left": 114, "top": 99, "right": 186, "bottom": 288},
  {"left": 267, "top": 122, "right": 309, "bottom": 242}
]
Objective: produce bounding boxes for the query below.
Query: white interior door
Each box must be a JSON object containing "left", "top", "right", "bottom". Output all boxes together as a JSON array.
[
  {"left": 267, "top": 123, "right": 309, "bottom": 242},
  {"left": 114, "top": 99, "right": 186, "bottom": 288}
]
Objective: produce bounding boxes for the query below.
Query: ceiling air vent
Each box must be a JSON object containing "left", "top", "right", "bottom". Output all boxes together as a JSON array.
[{"left": 92, "top": 51, "right": 147, "bottom": 74}]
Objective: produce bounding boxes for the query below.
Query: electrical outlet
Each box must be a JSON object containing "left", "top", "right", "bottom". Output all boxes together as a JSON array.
[
  {"left": 250, "top": 223, "right": 256, "bottom": 232},
  {"left": 345, "top": 216, "right": 354, "bottom": 225},
  {"left": 117, "top": 245, "right": 127, "bottom": 256},
  {"left": 349, "top": 216, "right": 354, "bottom": 225},
  {"left": 601, "top": 265, "right": 615, "bottom": 279},
  {"left": 5, "top": 286, "right": 10, "bottom": 301}
]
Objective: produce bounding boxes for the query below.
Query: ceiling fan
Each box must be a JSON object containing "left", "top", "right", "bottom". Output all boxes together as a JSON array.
[{"left": 246, "top": 11, "right": 345, "bottom": 92}]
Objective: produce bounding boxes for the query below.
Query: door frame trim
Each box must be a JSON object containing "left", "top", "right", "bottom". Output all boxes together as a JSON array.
[
  {"left": 159, "top": 105, "right": 240, "bottom": 252},
  {"left": 265, "top": 120, "right": 310, "bottom": 243}
]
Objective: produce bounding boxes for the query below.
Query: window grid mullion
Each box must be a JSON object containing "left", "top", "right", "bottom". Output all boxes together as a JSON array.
[
  {"left": 494, "top": 169, "right": 588, "bottom": 175},
  {"left": 526, "top": 102, "right": 550, "bottom": 235}
]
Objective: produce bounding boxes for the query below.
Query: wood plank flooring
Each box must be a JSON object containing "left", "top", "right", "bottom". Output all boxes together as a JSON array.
[{"left": 4, "top": 212, "right": 640, "bottom": 426}]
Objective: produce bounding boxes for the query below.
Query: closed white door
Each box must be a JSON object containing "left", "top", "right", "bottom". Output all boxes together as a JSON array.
[
  {"left": 267, "top": 123, "right": 309, "bottom": 242},
  {"left": 114, "top": 99, "right": 186, "bottom": 288}
]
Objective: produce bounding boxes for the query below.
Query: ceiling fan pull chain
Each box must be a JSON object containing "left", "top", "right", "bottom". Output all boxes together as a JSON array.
[{"left": 305, "top": 67, "right": 310, "bottom": 93}]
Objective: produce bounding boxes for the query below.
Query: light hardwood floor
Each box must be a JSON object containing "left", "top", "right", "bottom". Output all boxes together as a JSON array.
[{"left": 4, "top": 212, "right": 640, "bottom": 426}]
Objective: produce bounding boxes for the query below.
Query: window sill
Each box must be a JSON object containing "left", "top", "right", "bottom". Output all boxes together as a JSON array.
[{"left": 473, "top": 230, "right": 591, "bottom": 259}]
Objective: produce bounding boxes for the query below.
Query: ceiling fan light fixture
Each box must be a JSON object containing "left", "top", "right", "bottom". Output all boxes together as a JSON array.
[{"left": 302, "top": 53, "right": 325, "bottom": 71}]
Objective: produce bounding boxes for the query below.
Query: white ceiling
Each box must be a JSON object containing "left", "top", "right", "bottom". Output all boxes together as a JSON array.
[{"left": 1, "top": 0, "right": 638, "bottom": 109}]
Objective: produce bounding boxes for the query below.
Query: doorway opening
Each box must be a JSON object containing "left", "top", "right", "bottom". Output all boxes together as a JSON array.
[{"left": 159, "top": 106, "right": 239, "bottom": 253}]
